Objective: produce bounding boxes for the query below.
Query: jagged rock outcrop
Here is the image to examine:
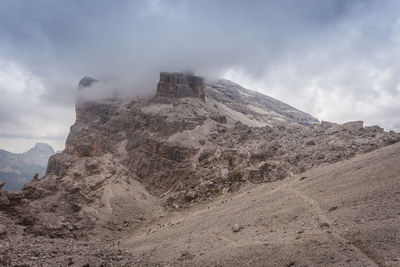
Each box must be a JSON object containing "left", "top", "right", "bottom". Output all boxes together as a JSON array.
[
  {"left": 78, "top": 76, "right": 98, "bottom": 89},
  {"left": 157, "top": 72, "right": 205, "bottom": 100},
  {"left": 3, "top": 72, "right": 399, "bottom": 238}
]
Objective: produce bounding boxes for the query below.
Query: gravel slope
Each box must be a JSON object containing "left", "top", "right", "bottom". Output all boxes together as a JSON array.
[{"left": 120, "top": 142, "right": 400, "bottom": 266}]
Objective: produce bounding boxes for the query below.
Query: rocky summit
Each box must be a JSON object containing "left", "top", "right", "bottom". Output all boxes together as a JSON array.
[
  {"left": 78, "top": 76, "right": 98, "bottom": 89},
  {"left": 1, "top": 72, "right": 400, "bottom": 266},
  {"left": 156, "top": 72, "right": 206, "bottom": 100}
]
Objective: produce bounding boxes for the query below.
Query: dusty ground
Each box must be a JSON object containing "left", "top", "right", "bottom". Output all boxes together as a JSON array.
[
  {"left": 121, "top": 141, "right": 400, "bottom": 267},
  {"left": 2, "top": 142, "right": 400, "bottom": 266}
]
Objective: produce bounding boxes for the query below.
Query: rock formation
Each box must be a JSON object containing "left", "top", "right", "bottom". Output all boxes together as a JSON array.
[
  {"left": 78, "top": 76, "right": 98, "bottom": 89},
  {"left": 157, "top": 72, "right": 206, "bottom": 100},
  {"left": 1, "top": 72, "right": 399, "bottom": 239},
  {"left": 1, "top": 71, "right": 400, "bottom": 265}
]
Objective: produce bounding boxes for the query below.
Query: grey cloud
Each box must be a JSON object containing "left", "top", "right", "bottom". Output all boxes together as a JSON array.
[
  {"left": 0, "top": 0, "right": 368, "bottom": 87},
  {"left": 0, "top": 0, "right": 399, "bottom": 151}
]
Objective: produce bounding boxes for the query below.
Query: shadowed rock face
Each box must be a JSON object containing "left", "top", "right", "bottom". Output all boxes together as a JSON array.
[{"left": 157, "top": 72, "right": 205, "bottom": 100}]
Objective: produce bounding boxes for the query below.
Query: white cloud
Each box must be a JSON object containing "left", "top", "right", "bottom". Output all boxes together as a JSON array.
[{"left": 0, "top": 59, "right": 74, "bottom": 152}]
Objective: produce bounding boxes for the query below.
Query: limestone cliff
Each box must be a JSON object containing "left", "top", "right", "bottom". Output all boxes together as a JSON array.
[
  {"left": 156, "top": 72, "right": 205, "bottom": 100},
  {"left": 2, "top": 72, "right": 399, "bottom": 238}
]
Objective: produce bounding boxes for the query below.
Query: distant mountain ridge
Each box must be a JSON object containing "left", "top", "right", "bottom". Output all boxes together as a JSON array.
[{"left": 0, "top": 143, "right": 54, "bottom": 190}]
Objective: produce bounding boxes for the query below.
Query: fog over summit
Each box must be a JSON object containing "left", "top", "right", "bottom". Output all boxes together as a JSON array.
[
  {"left": 1, "top": 3, "right": 400, "bottom": 264},
  {"left": 0, "top": 0, "right": 400, "bottom": 151}
]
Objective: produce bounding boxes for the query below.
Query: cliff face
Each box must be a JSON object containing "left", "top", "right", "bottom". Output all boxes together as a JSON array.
[
  {"left": 157, "top": 72, "right": 205, "bottom": 100},
  {"left": 3, "top": 72, "right": 399, "bottom": 238}
]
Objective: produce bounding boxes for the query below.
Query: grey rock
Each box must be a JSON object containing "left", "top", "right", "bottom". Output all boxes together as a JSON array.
[
  {"left": 0, "top": 191, "right": 9, "bottom": 206},
  {"left": 184, "top": 191, "right": 197, "bottom": 202},
  {"left": 232, "top": 224, "right": 241, "bottom": 232},
  {"left": 157, "top": 72, "right": 205, "bottom": 100},
  {"left": 0, "top": 224, "right": 7, "bottom": 238},
  {"left": 209, "top": 114, "right": 227, "bottom": 124},
  {"left": 78, "top": 76, "right": 98, "bottom": 89},
  {"left": 341, "top": 121, "right": 364, "bottom": 132}
]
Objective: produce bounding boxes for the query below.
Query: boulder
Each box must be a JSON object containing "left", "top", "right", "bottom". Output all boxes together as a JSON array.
[
  {"left": 209, "top": 114, "right": 227, "bottom": 124},
  {"left": 363, "top": 125, "right": 383, "bottom": 133},
  {"left": 305, "top": 140, "right": 316, "bottom": 146},
  {"left": 46, "top": 153, "right": 73, "bottom": 176},
  {"left": 0, "top": 224, "right": 7, "bottom": 238},
  {"left": 232, "top": 223, "right": 242, "bottom": 232},
  {"left": 341, "top": 121, "right": 364, "bottom": 132},
  {"left": 320, "top": 121, "right": 336, "bottom": 129},
  {"left": 6, "top": 191, "right": 25, "bottom": 202},
  {"left": 184, "top": 191, "right": 197, "bottom": 202},
  {"left": 0, "top": 191, "right": 9, "bottom": 206}
]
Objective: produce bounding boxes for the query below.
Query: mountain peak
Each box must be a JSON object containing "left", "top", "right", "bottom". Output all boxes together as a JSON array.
[
  {"left": 8, "top": 72, "right": 400, "bottom": 242},
  {"left": 78, "top": 76, "right": 98, "bottom": 89},
  {"left": 0, "top": 143, "right": 54, "bottom": 190},
  {"left": 31, "top": 143, "right": 54, "bottom": 154},
  {"left": 156, "top": 72, "right": 206, "bottom": 101}
]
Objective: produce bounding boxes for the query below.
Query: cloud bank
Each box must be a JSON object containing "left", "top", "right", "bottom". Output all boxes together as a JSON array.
[{"left": 0, "top": 0, "right": 399, "bottom": 151}]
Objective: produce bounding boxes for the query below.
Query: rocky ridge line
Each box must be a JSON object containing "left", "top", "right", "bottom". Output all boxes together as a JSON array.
[{"left": 0, "top": 72, "right": 399, "bottom": 239}]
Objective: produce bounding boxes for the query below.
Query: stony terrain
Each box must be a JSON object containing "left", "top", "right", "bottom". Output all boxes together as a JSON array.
[
  {"left": 120, "top": 142, "right": 400, "bottom": 266},
  {"left": 0, "top": 143, "right": 54, "bottom": 190},
  {"left": 0, "top": 72, "right": 399, "bottom": 266},
  {"left": 1, "top": 140, "right": 400, "bottom": 266}
]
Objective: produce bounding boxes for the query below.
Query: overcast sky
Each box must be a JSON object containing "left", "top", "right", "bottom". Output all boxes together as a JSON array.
[{"left": 0, "top": 0, "right": 400, "bottom": 153}]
